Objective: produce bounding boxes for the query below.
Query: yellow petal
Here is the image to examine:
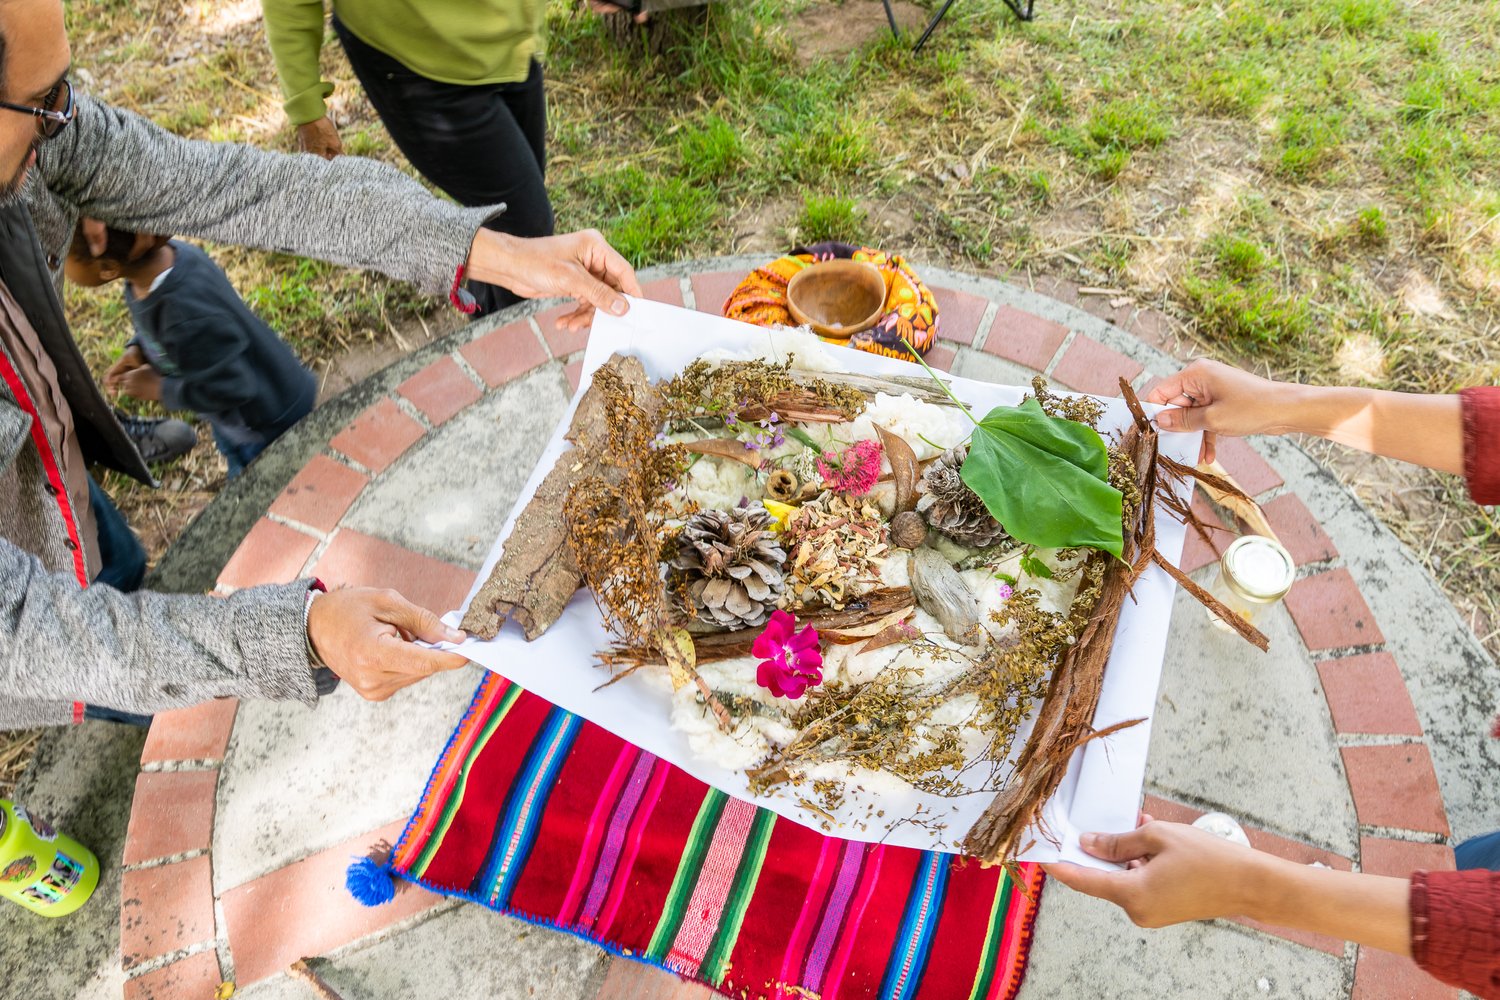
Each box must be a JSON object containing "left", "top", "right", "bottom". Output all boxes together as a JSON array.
[{"left": 762, "top": 499, "right": 797, "bottom": 529}]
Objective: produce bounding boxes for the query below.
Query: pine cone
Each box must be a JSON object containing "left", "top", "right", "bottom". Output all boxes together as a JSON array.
[
  {"left": 915, "top": 445, "right": 1011, "bottom": 548},
  {"left": 671, "top": 506, "right": 788, "bottom": 629}
]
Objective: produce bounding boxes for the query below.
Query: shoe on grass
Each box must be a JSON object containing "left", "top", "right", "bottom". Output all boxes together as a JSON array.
[{"left": 115, "top": 411, "right": 197, "bottom": 465}]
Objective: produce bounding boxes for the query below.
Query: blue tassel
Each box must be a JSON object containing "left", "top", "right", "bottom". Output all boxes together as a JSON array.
[{"left": 345, "top": 856, "right": 396, "bottom": 907}]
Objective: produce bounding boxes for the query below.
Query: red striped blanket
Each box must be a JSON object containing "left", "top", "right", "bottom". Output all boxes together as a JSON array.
[{"left": 381, "top": 672, "right": 1044, "bottom": 999}]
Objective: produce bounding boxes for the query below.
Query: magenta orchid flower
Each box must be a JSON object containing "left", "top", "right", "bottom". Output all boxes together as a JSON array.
[{"left": 751, "top": 609, "right": 823, "bottom": 699}]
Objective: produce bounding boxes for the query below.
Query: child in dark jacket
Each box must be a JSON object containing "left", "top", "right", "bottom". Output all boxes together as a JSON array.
[{"left": 66, "top": 225, "right": 317, "bottom": 477}]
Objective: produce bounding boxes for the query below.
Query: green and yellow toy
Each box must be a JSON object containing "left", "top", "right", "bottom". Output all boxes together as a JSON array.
[{"left": 0, "top": 800, "right": 99, "bottom": 917}]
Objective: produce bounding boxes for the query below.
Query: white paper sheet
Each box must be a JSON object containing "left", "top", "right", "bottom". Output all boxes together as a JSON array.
[{"left": 440, "top": 296, "right": 1199, "bottom": 866}]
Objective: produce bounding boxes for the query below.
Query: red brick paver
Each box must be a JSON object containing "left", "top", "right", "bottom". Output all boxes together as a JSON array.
[
  {"left": 121, "top": 856, "right": 215, "bottom": 970},
  {"left": 123, "top": 771, "right": 218, "bottom": 865},
  {"left": 1285, "top": 569, "right": 1387, "bottom": 650},
  {"left": 1359, "top": 836, "right": 1455, "bottom": 877},
  {"left": 329, "top": 398, "right": 426, "bottom": 474},
  {"left": 1318, "top": 653, "right": 1423, "bottom": 736},
  {"left": 1212, "top": 436, "right": 1284, "bottom": 497},
  {"left": 397, "top": 356, "right": 483, "bottom": 427},
  {"left": 140, "top": 698, "right": 238, "bottom": 765},
  {"left": 1050, "top": 335, "right": 1143, "bottom": 397},
  {"left": 924, "top": 342, "right": 957, "bottom": 372},
  {"left": 460, "top": 320, "right": 549, "bottom": 387},
  {"left": 689, "top": 270, "right": 745, "bottom": 316},
  {"left": 268, "top": 455, "right": 369, "bottom": 534},
  {"left": 313, "top": 529, "right": 476, "bottom": 615},
  {"left": 221, "top": 820, "right": 441, "bottom": 986},
  {"left": 1341, "top": 744, "right": 1450, "bottom": 836},
  {"left": 640, "top": 275, "right": 686, "bottom": 306},
  {"left": 982, "top": 305, "right": 1069, "bottom": 371},
  {"left": 1178, "top": 491, "right": 1236, "bottom": 575},
  {"left": 1261, "top": 493, "right": 1338, "bottom": 565},
  {"left": 1352, "top": 946, "right": 1458, "bottom": 1000},
  {"left": 929, "top": 287, "right": 989, "bottom": 345},
  {"left": 217, "top": 518, "right": 318, "bottom": 589},
  {"left": 124, "top": 950, "right": 223, "bottom": 1000},
  {"left": 536, "top": 304, "right": 590, "bottom": 359}
]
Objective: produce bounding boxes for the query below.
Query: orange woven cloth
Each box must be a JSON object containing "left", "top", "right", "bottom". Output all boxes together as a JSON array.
[{"left": 723, "top": 243, "right": 940, "bottom": 360}]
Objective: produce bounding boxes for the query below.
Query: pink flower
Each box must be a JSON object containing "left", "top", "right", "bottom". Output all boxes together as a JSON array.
[
  {"left": 751, "top": 610, "right": 823, "bottom": 699},
  {"left": 815, "top": 439, "right": 883, "bottom": 496},
  {"left": 996, "top": 582, "right": 1013, "bottom": 601}
]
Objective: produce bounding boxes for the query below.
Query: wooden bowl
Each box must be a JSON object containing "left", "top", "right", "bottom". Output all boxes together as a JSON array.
[{"left": 785, "top": 259, "right": 887, "bottom": 339}]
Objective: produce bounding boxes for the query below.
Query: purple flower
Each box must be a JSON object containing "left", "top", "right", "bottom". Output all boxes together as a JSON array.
[
  {"left": 751, "top": 610, "right": 823, "bottom": 699},
  {"left": 996, "top": 582, "right": 1013, "bottom": 601}
]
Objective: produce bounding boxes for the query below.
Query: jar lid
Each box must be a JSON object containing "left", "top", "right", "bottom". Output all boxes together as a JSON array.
[{"left": 1220, "top": 535, "right": 1296, "bottom": 603}]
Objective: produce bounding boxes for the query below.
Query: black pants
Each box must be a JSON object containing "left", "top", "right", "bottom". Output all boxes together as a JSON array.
[{"left": 333, "top": 18, "right": 555, "bottom": 315}]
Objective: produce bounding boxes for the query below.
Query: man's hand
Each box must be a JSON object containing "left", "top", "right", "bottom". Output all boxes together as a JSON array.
[
  {"left": 80, "top": 218, "right": 170, "bottom": 263},
  {"left": 118, "top": 364, "right": 163, "bottom": 402},
  {"left": 1042, "top": 817, "right": 1268, "bottom": 929},
  {"left": 467, "top": 228, "right": 643, "bottom": 331},
  {"left": 1144, "top": 359, "right": 1296, "bottom": 464},
  {"left": 104, "top": 345, "right": 147, "bottom": 391},
  {"left": 306, "top": 587, "right": 469, "bottom": 702},
  {"left": 296, "top": 116, "right": 343, "bottom": 159}
]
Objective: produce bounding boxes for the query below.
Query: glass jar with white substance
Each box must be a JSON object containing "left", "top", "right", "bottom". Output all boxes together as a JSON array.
[{"left": 1207, "top": 535, "right": 1295, "bottom": 632}]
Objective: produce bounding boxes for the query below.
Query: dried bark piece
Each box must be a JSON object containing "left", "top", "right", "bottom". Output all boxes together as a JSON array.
[{"left": 461, "top": 354, "right": 651, "bottom": 640}]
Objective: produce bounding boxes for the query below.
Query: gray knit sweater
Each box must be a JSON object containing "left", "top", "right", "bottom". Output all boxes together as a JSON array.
[
  {"left": 33, "top": 96, "right": 501, "bottom": 294},
  {"left": 0, "top": 95, "right": 503, "bottom": 730}
]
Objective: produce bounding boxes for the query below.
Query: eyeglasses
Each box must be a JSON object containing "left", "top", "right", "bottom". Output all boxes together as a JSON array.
[{"left": 0, "top": 77, "right": 75, "bottom": 141}]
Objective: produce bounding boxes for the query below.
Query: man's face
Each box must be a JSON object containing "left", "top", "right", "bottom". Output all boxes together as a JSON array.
[{"left": 0, "top": 0, "right": 71, "bottom": 205}]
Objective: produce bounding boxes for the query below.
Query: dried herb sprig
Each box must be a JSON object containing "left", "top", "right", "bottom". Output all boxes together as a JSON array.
[{"left": 658, "top": 358, "right": 866, "bottom": 425}]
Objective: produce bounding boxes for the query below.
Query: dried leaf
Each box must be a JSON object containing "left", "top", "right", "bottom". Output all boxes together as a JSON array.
[
  {"left": 873, "top": 423, "right": 919, "bottom": 513},
  {"left": 657, "top": 627, "right": 697, "bottom": 691},
  {"left": 682, "top": 438, "right": 763, "bottom": 470}
]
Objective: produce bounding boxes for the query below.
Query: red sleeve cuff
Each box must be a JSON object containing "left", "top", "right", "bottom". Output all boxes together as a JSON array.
[
  {"left": 1461, "top": 387, "right": 1500, "bottom": 504},
  {"left": 1410, "top": 868, "right": 1500, "bottom": 995}
]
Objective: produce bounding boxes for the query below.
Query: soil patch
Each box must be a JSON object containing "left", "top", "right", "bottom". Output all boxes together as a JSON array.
[{"left": 792, "top": 0, "right": 922, "bottom": 65}]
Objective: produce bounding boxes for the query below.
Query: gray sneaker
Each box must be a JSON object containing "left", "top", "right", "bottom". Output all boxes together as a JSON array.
[{"left": 116, "top": 412, "right": 197, "bottom": 465}]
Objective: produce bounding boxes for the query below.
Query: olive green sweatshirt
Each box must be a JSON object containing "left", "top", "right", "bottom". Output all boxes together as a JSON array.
[{"left": 262, "top": 0, "right": 545, "bottom": 126}]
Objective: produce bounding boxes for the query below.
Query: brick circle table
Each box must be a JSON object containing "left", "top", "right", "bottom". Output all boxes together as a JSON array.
[{"left": 116, "top": 259, "right": 1495, "bottom": 1000}]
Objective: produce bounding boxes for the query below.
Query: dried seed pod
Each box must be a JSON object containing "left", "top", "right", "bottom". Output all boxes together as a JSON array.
[
  {"left": 767, "top": 469, "right": 799, "bottom": 502},
  {"left": 890, "top": 511, "right": 928, "bottom": 549}
]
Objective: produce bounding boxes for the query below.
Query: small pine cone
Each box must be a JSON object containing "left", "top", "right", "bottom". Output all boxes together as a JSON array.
[{"left": 915, "top": 445, "right": 1010, "bottom": 549}]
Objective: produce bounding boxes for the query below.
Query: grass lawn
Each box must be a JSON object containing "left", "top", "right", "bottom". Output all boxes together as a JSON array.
[{"left": 3, "top": 0, "right": 1487, "bottom": 791}]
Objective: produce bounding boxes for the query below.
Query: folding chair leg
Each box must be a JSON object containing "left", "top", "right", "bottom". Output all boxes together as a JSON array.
[
  {"left": 881, "top": 0, "right": 900, "bottom": 36},
  {"left": 912, "top": 0, "right": 959, "bottom": 53}
]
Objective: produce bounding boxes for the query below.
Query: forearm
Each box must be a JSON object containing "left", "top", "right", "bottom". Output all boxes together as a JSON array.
[
  {"left": 44, "top": 97, "right": 500, "bottom": 295},
  {"left": 1248, "top": 853, "right": 1411, "bottom": 956},
  {"left": 0, "top": 543, "right": 317, "bottom": 714},
  {"left": 1281, "top": 384, "right": 1463, "bottom": 475},
  {"left": 262, "top": 0, "right": 336, "bottom": 125}
]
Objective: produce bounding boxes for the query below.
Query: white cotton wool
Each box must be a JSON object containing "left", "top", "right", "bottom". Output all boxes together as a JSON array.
[
  {"left": 699, "top": 326, "right": 842, "bottom": 373},
  {"left": 670, "top": 685, "right": 771, "bottom": 771},
  {"left": 850, "top": 393, "right": 971, "bottom": 461}
]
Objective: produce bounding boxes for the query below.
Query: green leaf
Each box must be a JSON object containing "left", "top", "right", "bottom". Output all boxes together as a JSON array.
[
  {"left": 1019, "top": 552, "right": 1055, "bottom": 580},
  {"left": 786, "top": 426, "right": 823, "bottom": 451},
  {"left": 960, "top": 399, "right": 1125, "bottom": 557}
]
